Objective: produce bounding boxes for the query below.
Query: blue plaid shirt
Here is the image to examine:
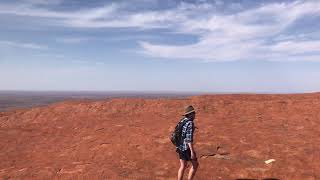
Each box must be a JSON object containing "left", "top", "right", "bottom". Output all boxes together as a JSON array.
[{"left": 178, "top": 117, "right": 195, "bottom": 151}]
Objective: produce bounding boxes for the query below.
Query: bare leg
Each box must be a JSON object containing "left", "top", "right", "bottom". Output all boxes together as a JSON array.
[
  {"left": 187, "top": 159, "right": 199, "bottom": 180},
  {"left": 178, "top": 159, "right": 187, "bottom": 180}
]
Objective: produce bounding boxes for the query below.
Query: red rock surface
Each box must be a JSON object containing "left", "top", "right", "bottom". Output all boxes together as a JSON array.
[{"left": 1, "top": 94, "right": 320, "bottom": 179}]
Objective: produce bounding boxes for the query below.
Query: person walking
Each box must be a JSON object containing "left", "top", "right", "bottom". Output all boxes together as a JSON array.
[{"left": 177, "top": 105, "right": 198, "bottom": 180}]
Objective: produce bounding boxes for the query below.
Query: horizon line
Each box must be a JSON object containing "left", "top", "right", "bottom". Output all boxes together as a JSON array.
[{"left": 0, "top": 90, "right": 319, "bottom": 95}]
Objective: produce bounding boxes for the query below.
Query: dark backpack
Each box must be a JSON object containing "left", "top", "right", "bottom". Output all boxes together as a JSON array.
[{"left": 170, "top": 118, "right": 190, "bottom": 147}]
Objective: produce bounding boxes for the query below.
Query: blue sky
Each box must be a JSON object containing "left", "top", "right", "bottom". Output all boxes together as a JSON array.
[{"left": 0, "top": 0, "right": 320, "bottom": 92}]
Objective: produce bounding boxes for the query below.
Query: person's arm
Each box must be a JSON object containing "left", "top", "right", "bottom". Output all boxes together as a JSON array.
[
  {"left": 185, "top": 122, "right": 196, "bottom": 159},
  {"left": 188, "top": 142, "right": 195, "bottom": 157}
]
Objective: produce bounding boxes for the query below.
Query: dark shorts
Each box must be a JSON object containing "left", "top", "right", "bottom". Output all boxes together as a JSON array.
[{"left": 177, "top": 148, "right": 193, "bottom": 161}]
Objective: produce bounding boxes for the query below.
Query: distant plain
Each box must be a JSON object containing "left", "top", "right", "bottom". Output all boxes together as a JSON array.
[{"left": 0, "top": 91, "right": 197, "bottom": 112}]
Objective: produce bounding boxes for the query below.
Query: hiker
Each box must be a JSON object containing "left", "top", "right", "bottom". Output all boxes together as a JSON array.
[{"left": 176, "top": 105, "right": 198, "bottom": 180}]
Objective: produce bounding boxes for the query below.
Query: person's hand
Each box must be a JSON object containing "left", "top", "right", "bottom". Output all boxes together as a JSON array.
[{"left": 191, "top": 151, "right": 197, "bottom": 160}]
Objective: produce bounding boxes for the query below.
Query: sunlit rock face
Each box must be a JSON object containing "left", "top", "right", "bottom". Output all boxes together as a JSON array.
[{"left": 1, "top": 94, "right": 320, "bottom": 179}]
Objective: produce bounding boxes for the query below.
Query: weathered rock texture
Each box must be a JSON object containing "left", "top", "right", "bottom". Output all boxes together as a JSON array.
[{"left": 1, "top": 94, "right": 320, "bottom": 179}]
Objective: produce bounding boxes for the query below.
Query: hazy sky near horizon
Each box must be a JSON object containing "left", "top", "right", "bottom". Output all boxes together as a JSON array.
[{"left": 0, "top": 0, "right": 320, "bottom": 92}]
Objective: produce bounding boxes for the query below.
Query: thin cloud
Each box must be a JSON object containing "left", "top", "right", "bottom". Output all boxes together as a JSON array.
[
  {"left": 56, "top": 37, "right": 90, "bottom": 44},
  {"left": 0, "top": 40, "right": 48, "bottom": 50},
  {"left": 0, "top": 1, "right": 195, "bottom": 28},
  {"left": 0, "top": 3, "right": 117, "bottom": 20},
  {"left": 140, "top": 1, "right": 320, "bottom": 62},
  {"left": 0, "top": 0, "right": 319, "bottom": 61},
  {"left": 21, "top": 0, "right": 64, "bottom": 5}
]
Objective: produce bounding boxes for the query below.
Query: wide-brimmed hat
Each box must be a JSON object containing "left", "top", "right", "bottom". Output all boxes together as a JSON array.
[{"left": 183, "top": 105, "right": 195, "bottom": 115}]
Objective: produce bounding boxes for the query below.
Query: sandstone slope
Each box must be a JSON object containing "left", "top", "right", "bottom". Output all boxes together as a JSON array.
[{"left": 1, "top": 94, "right": 320, "bottom": 179}]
